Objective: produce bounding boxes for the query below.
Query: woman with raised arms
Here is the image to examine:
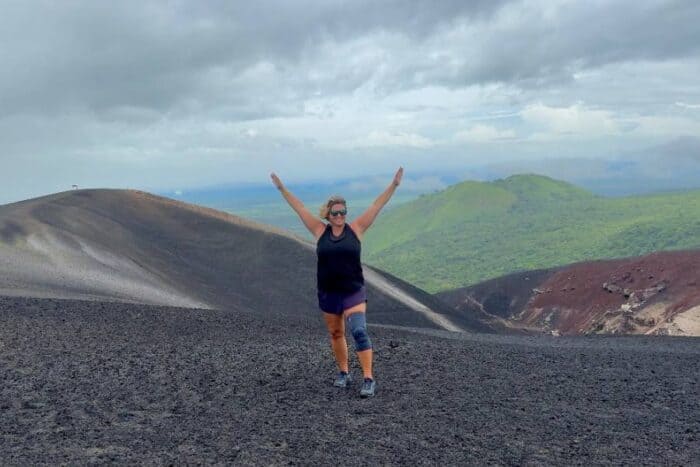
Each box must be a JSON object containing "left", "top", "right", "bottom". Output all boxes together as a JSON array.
[{"left": 270, "top": 168, "right": 403, "bottom": 397}]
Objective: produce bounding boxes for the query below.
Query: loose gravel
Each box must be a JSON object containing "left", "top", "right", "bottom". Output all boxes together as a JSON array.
[{"left": 1, "top": 296, "right": 698, "bottom": 465}]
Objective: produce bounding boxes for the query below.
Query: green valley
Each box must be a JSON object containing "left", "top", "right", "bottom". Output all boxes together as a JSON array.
[{"left": 363, "top": 174, "right": 700, "bottom": 293}]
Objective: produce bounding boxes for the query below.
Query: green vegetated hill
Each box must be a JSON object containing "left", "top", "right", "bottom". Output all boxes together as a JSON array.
[{"left": 363, "top": 174, "right": 700, "bottom": 293}]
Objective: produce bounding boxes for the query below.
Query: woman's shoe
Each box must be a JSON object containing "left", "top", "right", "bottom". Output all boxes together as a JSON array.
[
  {"left": 333, "top": 371, "right": 352, "bottom": 388},
  {"left": 360, "top": 378, "right": 376, "bottom": 397}
]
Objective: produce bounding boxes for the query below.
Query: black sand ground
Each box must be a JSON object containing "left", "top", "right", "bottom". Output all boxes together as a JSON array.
[{"left": 1, "top": 296, "right": 698, "bottom": 465}]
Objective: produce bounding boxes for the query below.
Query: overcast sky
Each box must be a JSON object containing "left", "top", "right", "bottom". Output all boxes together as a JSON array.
[{"left": 1, "top": 0, "right": 699, "bottom": 203}]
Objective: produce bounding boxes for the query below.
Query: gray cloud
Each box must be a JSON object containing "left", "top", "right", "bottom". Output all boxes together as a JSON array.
[
  {"left": 0, "top": 0, "right": 509, "bottom": 119},
  {"left": 7, "top": 0, "right": 697, "bottom": 119},
  {"left": 2, "top": 1, "right": 700, "bottom": 204},
  {"left": 399, "top": 1, "right": 700, "bottom": 91}
]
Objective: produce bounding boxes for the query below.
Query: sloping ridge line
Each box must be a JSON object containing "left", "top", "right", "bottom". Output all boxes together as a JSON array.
[
  {"left": 364, "top": 266, "right": 463, "bottom": 332},
  {"left": 1, "top": 189, "right": 463, "bottom": 332},
  {"left": 132, "top": 189, "right": 466, "bottom": 332}
]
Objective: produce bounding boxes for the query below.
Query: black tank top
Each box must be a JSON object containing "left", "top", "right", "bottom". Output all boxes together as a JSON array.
[{"left": 316, "top": 223, "right": 364, "bottom": 293}]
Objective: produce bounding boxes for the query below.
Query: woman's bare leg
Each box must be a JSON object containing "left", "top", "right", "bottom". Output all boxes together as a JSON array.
[
  {"left": 356, "top": 347, "right": 373, "bottom": 379},
  {"left": 322, "top": 312, "right": 349, "bottom": 373}
]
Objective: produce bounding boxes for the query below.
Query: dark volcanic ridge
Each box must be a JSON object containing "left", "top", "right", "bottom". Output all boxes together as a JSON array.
[
  {"left": 1, "top": 296, "right": 698, "bottom": 465},
  {"left": 0, "top": 189, "right": 473, "bottom": 332},
  {"left": 437, "top": 250, "right": 700, "bottom": 336}
]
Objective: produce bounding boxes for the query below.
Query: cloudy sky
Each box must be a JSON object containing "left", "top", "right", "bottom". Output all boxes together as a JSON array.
[{"left": 1, "top": 0, "right": 699, "bottom": 203}]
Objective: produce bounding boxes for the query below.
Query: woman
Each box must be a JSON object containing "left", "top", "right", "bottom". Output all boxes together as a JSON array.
[{"left": 270, "top": 168, "right": 403, "bottom": 397}]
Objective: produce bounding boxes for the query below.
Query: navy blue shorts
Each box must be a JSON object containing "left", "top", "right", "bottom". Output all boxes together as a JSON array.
[{"left": 318, "top": 286, "right": 367, "bottom": 315}]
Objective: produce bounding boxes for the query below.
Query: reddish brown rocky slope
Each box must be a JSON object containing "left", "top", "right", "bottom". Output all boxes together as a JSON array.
[{"left": 436, "top": 250, "right": 700, "bottom": 336}]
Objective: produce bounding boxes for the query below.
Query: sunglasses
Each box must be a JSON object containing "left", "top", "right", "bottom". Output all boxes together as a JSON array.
[{"left": 330, "top": 209, "right": 347, "bottom": 217}]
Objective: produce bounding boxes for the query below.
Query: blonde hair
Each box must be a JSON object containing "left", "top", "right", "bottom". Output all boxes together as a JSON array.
[{"left": 319, "top": 195, "right": 347, "bottom": 220}]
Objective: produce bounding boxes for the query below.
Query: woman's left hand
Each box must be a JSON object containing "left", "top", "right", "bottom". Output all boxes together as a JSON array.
[
  {"left": 393, "top": 167, "right": 404, "bottom": 187},
  {"left": 270, "top": 172, "right": 284, "bottom": 190}
]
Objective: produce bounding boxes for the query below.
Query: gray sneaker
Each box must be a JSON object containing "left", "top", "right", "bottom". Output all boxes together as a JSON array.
[
  {"left": 360, "top": 378, "right": 376, "bottom": 397},
  {"left": 334, "top": 371, "right": 352, "bottom": 388}
]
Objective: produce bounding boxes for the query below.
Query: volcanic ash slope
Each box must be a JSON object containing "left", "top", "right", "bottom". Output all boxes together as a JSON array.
[
  {"left": 0, "top": 189, "right": 479, "bottom": 331},
  {"left": 1, "top": 296, "right": 698, "bottom": 465}
]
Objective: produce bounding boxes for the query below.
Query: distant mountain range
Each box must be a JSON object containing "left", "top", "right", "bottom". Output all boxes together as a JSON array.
[{"left": 363, "top": 174, "right": 700, "bottom": 292}]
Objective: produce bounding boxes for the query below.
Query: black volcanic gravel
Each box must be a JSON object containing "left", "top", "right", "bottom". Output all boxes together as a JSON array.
[{"left": 1, "top": 296, "right": 698, "bottom": 465}]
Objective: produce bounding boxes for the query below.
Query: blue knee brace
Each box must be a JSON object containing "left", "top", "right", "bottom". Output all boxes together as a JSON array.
[{"left": 347, "top": 312, "right": 372, "bottom": 351}]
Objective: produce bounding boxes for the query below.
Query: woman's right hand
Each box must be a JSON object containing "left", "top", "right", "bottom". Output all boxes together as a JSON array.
[{"left": 270, "top": 173, "right": 284, "bottom": 190}]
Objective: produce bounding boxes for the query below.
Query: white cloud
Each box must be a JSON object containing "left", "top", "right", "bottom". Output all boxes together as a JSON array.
[
  {"left": 453, "top": 124, "right": 517, "bottom": 143},
  {"left": 629, "top": 115, "right": 700, "bottom": 138},
  {"left": 361, "top": 130, "right": 433, "bottom": 148},
  {"left": 676, "top": 102, "right": 700, "bottom": 110},
  {"left": 522, "top": 102, "right": 622, "bottom": 140}
]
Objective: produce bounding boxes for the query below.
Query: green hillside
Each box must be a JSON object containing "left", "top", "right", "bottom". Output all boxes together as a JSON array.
[{"left": 363, "top": 174, "right": 700, "bottom": 293}]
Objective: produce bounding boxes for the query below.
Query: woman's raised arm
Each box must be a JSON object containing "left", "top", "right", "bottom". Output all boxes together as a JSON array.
[
  {"left": 351, "top": 167, "right": 403, "bottom": 237},
  {"left": 271, "top": 173, "right": 326, "bottom": 239}
]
